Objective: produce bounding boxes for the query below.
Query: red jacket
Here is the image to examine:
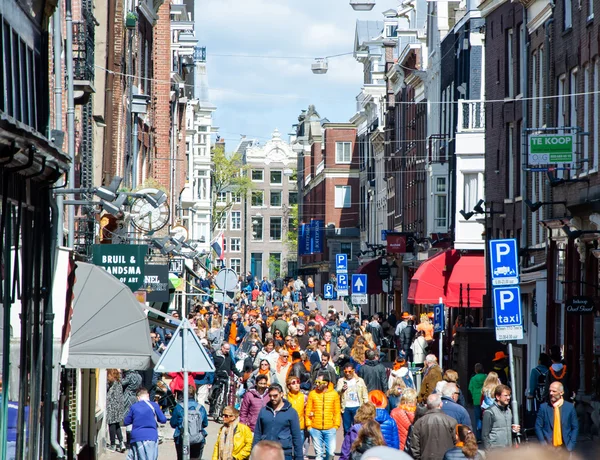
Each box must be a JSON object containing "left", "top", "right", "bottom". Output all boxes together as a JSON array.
[
  {"left": 168, "top": 372, "right": 198, "bottom": 392},
  {"left": 391, "top": 406, "right": 415, "bottom": 450}
]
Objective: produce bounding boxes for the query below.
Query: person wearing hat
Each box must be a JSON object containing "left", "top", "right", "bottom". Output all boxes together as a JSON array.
[
  {"left": 394, "top": 312, "right": 411, "bottom": 344},
  {"left": 306, "top": 373, "right": 341, "bottom": 460},
  {"left": 491, "top": 351, "right": 509, "bottom": 385},
  {"left": 369, "top": 390, "right": 399, "bottom": 449}
]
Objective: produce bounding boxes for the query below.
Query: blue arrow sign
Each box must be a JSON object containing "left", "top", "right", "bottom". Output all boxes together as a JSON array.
[
  {"left": 352, "top": 274, "right": 367, "bottom": 294},
  {"left": 336, "top": 254, "right": 348, "bottom": 273},
  {"left": 324, "top": 283, "right": 334, "bottom": 299},
  {"left": 492, "top": 286, "right": 522, "bottom": 327}
]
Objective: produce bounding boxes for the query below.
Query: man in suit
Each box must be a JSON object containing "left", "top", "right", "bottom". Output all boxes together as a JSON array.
[{"left": 535, "top": 381, "right": 579, "bottom": 452}]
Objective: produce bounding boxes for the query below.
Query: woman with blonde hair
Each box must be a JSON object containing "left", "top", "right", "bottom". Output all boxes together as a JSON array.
[
  {"left": 362, "top": 332, "right": 377, "bottom": 351},
  {"left": 350, "top": 337, "right": 367, "bottom": 372},
  {"left": 391, "top": 388, "right": 417, "bottom": 451},
  {"left": 443, "top": 424, "right": 484, "bottom": 459},
  {"left": 340, "top": 402, "right": 377, "bottom": 460},
  {"left": 443, "top": 369, "right": 466, "bottom": 407},
  {"left": 349, "top": 420, "right": 387, "bottom": 460},
  {"left": 481, "top": 371, "right": 501, "bottom": 411}
]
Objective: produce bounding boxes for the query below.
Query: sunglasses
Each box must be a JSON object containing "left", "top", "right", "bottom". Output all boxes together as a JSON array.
[
  {"left": 314, "top": 380, "right": 327, "bottom": 385},
  {"left": 281, "top": 355, "right": 289, "bottom": 358},
  {"left": 223, "top": 414, "right": 235, "bottom": 418}
]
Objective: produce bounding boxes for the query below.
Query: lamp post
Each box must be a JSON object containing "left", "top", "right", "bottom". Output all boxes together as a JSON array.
[{"left": 389, "top": 260, "right": 399, "bottom": 315}]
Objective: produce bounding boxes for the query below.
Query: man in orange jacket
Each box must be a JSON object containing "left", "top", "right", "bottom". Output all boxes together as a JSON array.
[{"left": 306, "top": 374, "right": 341, "bottom": 460}]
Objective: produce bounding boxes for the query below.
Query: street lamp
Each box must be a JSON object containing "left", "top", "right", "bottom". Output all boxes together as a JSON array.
[{"left": 350, "top": 0, "right": 376, "bottom": 11}]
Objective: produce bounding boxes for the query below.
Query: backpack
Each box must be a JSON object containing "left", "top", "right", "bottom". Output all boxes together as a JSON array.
[
  {"left": 533, "top": 366, "right": 548, "bottom": 404},
  {"left": 186, "top": 404, "right": 205, "bottom": 445}
]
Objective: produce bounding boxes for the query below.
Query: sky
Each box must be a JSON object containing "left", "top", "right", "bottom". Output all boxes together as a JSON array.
[{"left": 197, "top": 0, "right": 398, "bottom": 149}]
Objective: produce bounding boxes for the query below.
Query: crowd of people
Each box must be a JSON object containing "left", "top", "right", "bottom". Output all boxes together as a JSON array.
[{"left": 103, "top": 274, "right": 581, "bottom": 460}]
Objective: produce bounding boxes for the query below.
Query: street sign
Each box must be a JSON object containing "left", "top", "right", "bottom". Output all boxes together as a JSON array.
[
  {"left": 214, "top": 268, "right": 238, "bottom": 291},
  {"left": 169, "top": 257, "right": 185, "bottom": 276},
  {"left": 433, "top": 304, "right": 444, "bottom": 333},
  {"left": 351, "top": 294, "right": 368, "bottom": 305},
  {"left": 324, "top": 283, "right": 334, "bottom": 299},
  {"left": 489, "top": 239, "right": 519, "bottom": 286},
  {"left": 529, "top": 133, "right": 575, "bottom": 165},
  {"left": 378, "top": 262, "right": 390, "bottom": 279},
  {"left": 336, "top": 254, "right": 348, "bottom": 274},
  {"left": 336, "top": 273, "right": 349, "bottom": 296},
  {"left": 493, "top": 286, "right": 523, "bottom": 341},
  {"left": 352, "top": 274, "right": 367, "bottom": 294}
]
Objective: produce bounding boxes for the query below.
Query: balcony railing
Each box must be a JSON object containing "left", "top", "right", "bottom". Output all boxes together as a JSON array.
[
  {"left": 457, "top": 99, "right": 485, "bottom": 132},
  {"left": 73, "top": 21, "right": 95, "bottom": 81}
]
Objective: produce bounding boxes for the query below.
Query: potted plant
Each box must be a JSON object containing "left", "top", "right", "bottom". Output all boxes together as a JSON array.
[{"left": 125, "top": 12, "right": 137, "bottom": 28}]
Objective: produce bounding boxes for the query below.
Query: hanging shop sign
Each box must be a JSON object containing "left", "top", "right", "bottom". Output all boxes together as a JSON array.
[
  {"left": 565, "top": 296, "right": 596, "bottom": 314},
  {"left": 92, "top": 244, "right": 147, "bottom": 292},
  {"left": 529, "top": 134, "right": 575, "bottom": 165},
  {"left": 142, "top": 264, "right": 170, "bottom": 302}
]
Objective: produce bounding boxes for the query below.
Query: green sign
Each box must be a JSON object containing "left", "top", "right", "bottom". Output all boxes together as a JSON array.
[
  {"left": 529, "top": 134, "right": 575, "bottom": 164},
  {"left": 92, "top": 244, "right": 148, "bottom": 292}
]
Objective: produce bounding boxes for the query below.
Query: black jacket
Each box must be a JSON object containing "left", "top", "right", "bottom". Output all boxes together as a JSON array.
[
  {"left": 213, "top": 350, "right": 241, "bottom": 377},
  {"left": 400, "top": 325, "right": 416, "bottom": 352},
  {"left": 358, "top": 360, "right": 388, "bottom": 393},
  {"left": 443, "top": 447, "right": 483, "bottom": 460},
  {"left": 288, "top": 361, "right": 311, "bottom": 386},
  {"left": 310, "top": 362, "right": 338, "bottom": 387}
]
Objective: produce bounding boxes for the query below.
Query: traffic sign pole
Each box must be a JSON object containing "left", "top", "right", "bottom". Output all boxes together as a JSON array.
[
  {"left": 182, "top": 311, "right": 190, "bottom": 459},
  {"left": 508, "top": 342, "right": 520, "bottom": 430}
]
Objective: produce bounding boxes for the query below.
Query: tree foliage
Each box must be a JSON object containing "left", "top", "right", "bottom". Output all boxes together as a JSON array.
[
  {"left": 210, "top": 145, "right": 253, "bottom": 234},
  {"left": 284, "top": 203, "right": 298, "bottom": 257}
]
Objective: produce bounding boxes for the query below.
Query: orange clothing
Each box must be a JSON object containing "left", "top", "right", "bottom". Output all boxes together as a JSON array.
[
  {"left": 229, "top": 322, "right": 238, "bottom": 345},
  {"left": 417, "top": 322, "right": 434, "bottom": 342},
  {"left": 286, "top": 391, "right": 306, "bottom": 429},
  {"left": 306, "top": 384, "right": 341, "bottom": 430}
]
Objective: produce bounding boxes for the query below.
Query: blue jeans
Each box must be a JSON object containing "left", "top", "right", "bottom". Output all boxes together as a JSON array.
[
  {"left": 342, "top": 406, "right": 359, "bottom": 435},
  {"left": 309, "top": 427, "right": 336, "bottom": 460},
  {"left": 473, "top": 405, "right": 482, "bottom": 440}
]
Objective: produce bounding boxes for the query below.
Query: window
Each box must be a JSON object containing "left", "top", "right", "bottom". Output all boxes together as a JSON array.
[
  {"left": 386, "top": 24, "right": 398, "bottom": 37},
  {"left": 532, "top": 52, "right": 538, "bottom": 129},
  {"left": 269, "top": 253, "right": 281, "bottom": 278},
  {"left": 251, "top": 191, "right": 264, "bottom": 207},
  {"left": 288, "top": 191, "right": 298, "bottom": 205},
  {"left": 217, "top": 191, "right": 227, "bottom": 204},
  {"left": 270, "top": 170, "right": 282, "bottom": 184},
  {"left": 230, "top": 258, "right": 241, "bottom": 275},
  {"left": 539, "top": 48, "right": 544, "bottom": 126},
  {"left": 230, "top": 238, "right": 241, "bottom": 252},
  {"left": 223, "top": 238, "right": 227, "bottom": 253},
  {"left": 584, "top": 65, "right": 590, "bottom": 171},
  {"left": 336, "top": 142, "right": 352, "bottom": 164},
  {"left": 463, "top": 173, "right": 480, "bottom": 213},
  {"left": 507, "top": 125, "right": 515, "bottom": 198},
  {"left": 216, "top": 212, "right": 227, "bottom": 230},
  {"left": 589, "top": 0, "right": 594, "bottom": 20},
  {"left": 270, "top": 217, "right": 282, "bottom": 241},
  {"left": 434, "top": 177, "right": 447, "bottom": 228},
  {"left": 270, "top": 190, "right": 282, "bottom": 207},
  {"left": 564, "top": 0, "right": 572, "bottom": 30},
  {"left": 557, "top": 74, "right": 567, "bottom": 178},
  {"left": 335, "top": 186, "right": 351, "bottom": 208},
  {"left": 340, "top": 242, "right": 352, "bottom": 256},
  {"left": 231, "top": 192, "right": 242, "bottom": 203},
  {"left": 252, "top": 216, "right": 263, "bottom": 241},
  {"left": 252, "top": 169, "right": 264, "bottom": 181},
  {"left": 594, "top": 59, "right": 599, "bottom": 171},
  {"left": 506, "top": 29, "right": 514, "bottom": 98},
  {"left": 230, "top": 211, "right": 241, "bottom": 230}
]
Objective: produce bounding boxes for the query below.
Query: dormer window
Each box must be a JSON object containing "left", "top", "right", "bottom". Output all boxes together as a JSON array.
[{"left": 386, "top": 25, "right": 398, "bottom": 38}]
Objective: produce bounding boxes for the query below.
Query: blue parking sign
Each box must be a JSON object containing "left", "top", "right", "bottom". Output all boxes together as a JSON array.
[
  {"left": 489, "top": 239, "right": 519, "bottom": 286},
  {"left": 324, "top": 284, "right": 334, "bottom": 299},
  {"left": 493, "top": 286, "right": 522, "bottom": 327},
  {"left": 336, "top": 273, "right": 348, "bottom": 294},
  {"left": 433, "top": 304, "right": 444, "bottom": 333},
  {"left": 336, "top": 254, "right": 348, "bottom": 273}
]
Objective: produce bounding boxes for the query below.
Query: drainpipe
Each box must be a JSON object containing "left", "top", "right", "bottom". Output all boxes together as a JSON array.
[
  {"left": 53, "top": 5, "right": 64, "bottom": 243},
  {"left": 66, "top": 0, "right": 75, "bottom": 248},
  {"left": 544, "top": 18, "right": 554, "bottom": 129}
]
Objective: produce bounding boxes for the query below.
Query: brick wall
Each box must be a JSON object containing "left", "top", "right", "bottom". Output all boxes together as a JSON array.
[{"left": 151, "top": 1, "right": 172, "bottom": 191}]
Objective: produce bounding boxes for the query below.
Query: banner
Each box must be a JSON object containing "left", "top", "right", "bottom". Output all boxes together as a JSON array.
[
  {"left": 299, "top": 222, "right": 312, "bottom": 256},
  {"left": 142, "top": 264, "right": 170, "bottom": 302},
  {"left": 312, "top": 219, "right": 324, "bottom": 254},
  {"left": 92, "top": 244, "right": 147, "bottom": 292}
]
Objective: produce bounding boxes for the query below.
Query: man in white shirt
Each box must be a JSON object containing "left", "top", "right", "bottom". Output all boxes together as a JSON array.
[{"left": 336, "top": 363, "right": 369, "bottom": 435}]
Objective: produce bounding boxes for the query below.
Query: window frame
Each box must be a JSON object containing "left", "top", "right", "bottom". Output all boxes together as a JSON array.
[
  {"left": 230, "top": 237, "right": 241, "bottom": 252},
  {"left": 270, "top": 190, "right": 282, "bottom": 207},
  {"left": 269, "top": 216, "right": 282, "bottom": 241},
  {"left": 334, "top": 185, "right": 352, "bottom": 208},
  {"left": 252, "top": 216, "right": 263, "bottom": 241},
  {"left": 230, "top": 211, "right": 241, "bottom": 230},
  {"left": 251, "top": 169, "right": 264, "bottom": 182},
  {"left": 335, "top": 142, "right": 352, "bottom": 164},
  {"left": 270, "top": 170, "right": 283, "bottom": 185},
  {"left": 230, "top": 258, "right": 241, "bottom": 275},
  {"left": 251, "top": 190, "right": 264, "bottom": 207}
]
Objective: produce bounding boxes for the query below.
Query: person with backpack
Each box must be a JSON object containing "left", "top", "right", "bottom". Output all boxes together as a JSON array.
[
  {"left": 213, "top": 405, "right": 253, "bottom": 460},
  {"left": 527, "top": 353, "right": 551, "bottom": 410},
  {"left": 170, "top": 385, "right": 209, "bottom": 460},
  {"left": 123, "top": 387, "right": 167, "bottom": 460}
]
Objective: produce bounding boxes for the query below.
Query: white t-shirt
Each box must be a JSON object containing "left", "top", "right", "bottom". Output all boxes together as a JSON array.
[{"left": 344, "top": 377, "right": 360, "bottom": 408}]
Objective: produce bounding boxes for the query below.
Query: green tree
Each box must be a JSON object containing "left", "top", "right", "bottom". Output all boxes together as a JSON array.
[
  {"left": 284, "top": 203, "right": 298, "bottom": 254},
  {"left": 268, "top": 254, "right": 281, "bottom": 278},
  {"left": 210, "top": 144, "right": 253, "bottom": 234}
]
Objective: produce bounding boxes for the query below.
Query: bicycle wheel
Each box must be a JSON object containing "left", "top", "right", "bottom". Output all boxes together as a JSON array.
[{"left": 214, "top": 384, "right": 226, "bottom": 423}]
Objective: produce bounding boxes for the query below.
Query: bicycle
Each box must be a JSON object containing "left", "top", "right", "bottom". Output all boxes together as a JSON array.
[{"left": 209, "top": 373, "right": 231, "bottom": 423}]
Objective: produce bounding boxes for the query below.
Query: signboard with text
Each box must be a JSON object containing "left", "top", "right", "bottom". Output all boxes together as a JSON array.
[
  {"left": 92, "top": 244, "right": 147, "bottom": 292},
  {"left": 142, "top": 264, "right": 170, "bottom": 302},
  {"left": 529, "top": 134, "right": 575, "bottom": 165}
]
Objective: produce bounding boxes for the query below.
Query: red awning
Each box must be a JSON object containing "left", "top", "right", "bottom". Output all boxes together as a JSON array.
[
  {"left": 407, "top": 250, "right": 460, "bottom": 304},
  {"left": 356, "top": 258, "right": 383, "bottom": 295},
  {"left": 446, "top": 255, "right": 486, "bottom": 307}
]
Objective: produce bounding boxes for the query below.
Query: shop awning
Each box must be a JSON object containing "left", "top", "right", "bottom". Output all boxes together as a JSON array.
[
  {"left": 446, "top": 255, "right": 486, "bottom": 307},
  {"left": 407, "top": 249, "right": 460, "bottom": 304},
  {"left": 65, "top": 262, "right": 155, "bottom": 369},
  {"left": 356, "top": 258, "right": 383, "bottom": 294}
]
